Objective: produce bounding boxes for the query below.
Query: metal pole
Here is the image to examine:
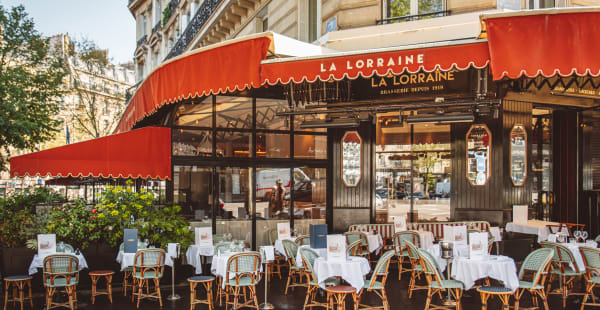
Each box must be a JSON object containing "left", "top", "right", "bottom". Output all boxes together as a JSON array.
[
  {"left": 167, "top": 244, "right": 181, "bottom": 300},
  {"left": 259, "top": 252, "right": 274, "bottom": 309}
]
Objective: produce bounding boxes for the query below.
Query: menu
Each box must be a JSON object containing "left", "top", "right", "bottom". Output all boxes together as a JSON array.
[
  {"left": 327, "top": 235, "right": 347, "bottom": 262},
  {"left": 195, "top": 227, "right": 213, "bottom": 247}
]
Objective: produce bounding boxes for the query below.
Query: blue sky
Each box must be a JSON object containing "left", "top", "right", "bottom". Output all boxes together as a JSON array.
[{"left": 2, "top": 0, "right": 135, "bottom": 64}]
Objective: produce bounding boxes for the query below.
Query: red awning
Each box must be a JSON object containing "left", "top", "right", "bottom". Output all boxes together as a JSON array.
[
  {"left": 261, "top": 41, "right": 490, "bottom": 85},
  {"left": 10, "top": 127, "right": 171, "bottom": 180},
  {"left": 483, "top": 9, "right": 600, "bottom": 80},
  {"left": 114, "top": 35, "right": 272, "bottom": 134}
]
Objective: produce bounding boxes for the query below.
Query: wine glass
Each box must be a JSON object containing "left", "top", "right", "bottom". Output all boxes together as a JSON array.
[
  {"left": 574, "top": 230, "right": 582, "bottom": 243},
  {"left": 582, "top": 231, "right": 589, "bottom": 242}
]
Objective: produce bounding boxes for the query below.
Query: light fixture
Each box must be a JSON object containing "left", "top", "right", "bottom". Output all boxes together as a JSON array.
[
  {"left": 405, "top": 113, "right": 475, "bottom": 124},
  {"left": 300, "top": 117, "right": 359, "bottom": 129}
]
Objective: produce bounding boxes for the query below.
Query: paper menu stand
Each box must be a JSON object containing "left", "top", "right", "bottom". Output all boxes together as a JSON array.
[
  {"left": 167, "top": 243, "right": 179, "bottom": 258},
  {"left": 123, "top": 229, "right": 138, "bottom": 253},
  {"left": 443, "top": 225, "right": 468, "bottom": 246},
  {"left": 394, "top": 216, "right": 407, "bottom": 233},
  {"left": 513, "top": 205, "right": 528, "bottom": 224},
  {"left": 195, "top": 227, "right": 213, "bottom": 247},
  {"left": 327, "top": 235, "right": 347, "bottom": 262},
  {"left": 38, "top": 234, "right": 56, "bottom": 257},
  {"left": 469, "top": 232, "right": 488, "bottom": 259},
  {"left": 277, "top": 222, "right": 292, "bottom": 240}
]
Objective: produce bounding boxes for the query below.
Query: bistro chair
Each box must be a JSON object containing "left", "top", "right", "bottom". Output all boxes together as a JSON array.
[
  {"left": 132, "top": 248, "right": 165, "bottom": 308},
  {"left": 295, "top": 235, "right": 310, "bottom": 246},
  {"left": 540, "top": 241, "right": 584, "bottom": 308},
  {"left": 267, "top": 228, "right": 284, "bottom": 280},
  {"left": 393, "top": 231, "right": 420, "bottom": 280},
  {"left": 43, "top": 254, "right": 79, "bottom": 310},
  {"left": 354, "top": 250, "right": 395, "bottom": 310},
  {"left": 344, "top": 231, "right": 370, "bottom": 261},
  {"left": 282, "top": 239, "right": 307, "bottom": 295},
  {"left": 513, "top": 248, "right": 555, "bottom": 310},
  {"left": 299, "top": 247, "right": 339, "bottom": 310},
  {"left": 189, "top": 275, "right": 216, "bottom": 310},
  {"left": 579, "top": 246, "right": 600, "bottom": 309},
  {"left": 348, "top": 240, "right": 362, "bottom": 256},
  {"left": 405, "top": 241, "right": 428, "bottom": 298},
  {"left": 3, "top": 275, "right": 33, "bottom": 310},
  {"left": 417, "top": 248, "right": 464, "bottom": 310},
  {"left": 119, "top": 240, "right": 147, "bottom": 297},
  {"left": 224, "top": 252, "right": 261, "bottom": 310}
]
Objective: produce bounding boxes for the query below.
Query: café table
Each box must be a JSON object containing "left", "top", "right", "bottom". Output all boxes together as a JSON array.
[
  {"left": 505, "top": 220, "right": 566, "bottom": 243},
  {"left": 116, "top": 249, "right": 174, "bottom": 271},
  {"left": 366, "top": 233, "right": 384, "bottom": 254},
  {"left": 424, "top": 243, "right": 470, "bottom": 272},
  {"left": 561, "top": 241, "right": 597, "bottom": 271},
  {"left": 313, "top": 256, "right": 371, "bottom": 292},
  {"left": 419, "top": 230, "right": 435, "bottom": 250},
  {"left": 296, "top": 245, "right": 327, "bottom": 267},
  {"left": 29, "top": 252, "right": 89, "bottom": 275},
  {"left": 451, "top": 255, "right": 519, "bottom": 291},
  {"left": 186, "top": 244, "right": 215, "bottom": 274}
]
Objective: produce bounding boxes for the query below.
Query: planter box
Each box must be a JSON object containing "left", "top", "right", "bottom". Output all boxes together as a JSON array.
[{"left": 1, "top": 247, "right": 35, "bottom": 276}]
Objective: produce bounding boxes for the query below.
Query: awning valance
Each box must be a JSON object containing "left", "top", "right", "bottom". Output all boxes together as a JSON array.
[
  {"left": 261, "top": 40, "right": 490, "bottom": 85},
  {"left": 10, "top": 127, "right": 171, "bottom": 180},
  {"left": 483, "top": 9, "right": 600, "bottom": 81}
]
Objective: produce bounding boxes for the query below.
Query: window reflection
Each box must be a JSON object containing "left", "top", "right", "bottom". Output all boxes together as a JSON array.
[
  {"left": 172, "top": 129, "right": 212, "bottom": 156},
  {"left": 294, "top": 135, "right": 327, "bottom": 159},
  {"left": 216, "top": 131, "right": 251, "bottom": 157},
  {"left": 256, "top": 133, "right": 290, "bottom": 158},
  {"left": 256, "top": 98, "right": 288, "bottom": 129},
  {"left": 173, "top": 98, "right": 212, "bottom": 127},
  {"left": 216, "top": 96, "right": 252, "bottom": 129}
]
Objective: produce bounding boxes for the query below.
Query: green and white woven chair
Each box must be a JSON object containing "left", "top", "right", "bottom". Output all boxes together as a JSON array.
[
  {"left": 132, "top": 248, "right": 165, "bottom": 308},
  {"left": 405, "top": 241, "right": 428, "bottom": 299},
  {"left": 267, "top": 228, "right": 284, "bottom": 280},
  {"left": 344, "top": 231, "right": 370, "bottom": 261},
  {"left": 580, "top": 246, "right": 600, "bottom": 310},
  {"left": 540, "top": 241, "right": 584, "bottom": 308},
  {"left": 299, "top": 247, "right": 339, "bottom": 310},
  {"left": 295, "top": 235, "right": 310, "bottom": 246},
  {"left": 348, "top": 240, "right": 362, "bottom": 256},
  {"left": 282, "top": 239, "right": 307, "bottom": 295},
  {"left": 43, "top": 254, "right": 80, "bottom": 310},
  {"left": 513, "top": 248, "right": 555, "bottom": 310},
  {"left": 119, "top": 240, "right": 147, "bottom": 297},
  {"left": 224, "top": 252, "right": 261, "bottom": 310},
  {"left": 393, "top": 231, "right": 420, "bottom": 280},
  {"left": 354, "top": 250, "right": 395, "bottom": 310},
  {"left": 417, "top": 248, "right": 464, "bottom": 310}
]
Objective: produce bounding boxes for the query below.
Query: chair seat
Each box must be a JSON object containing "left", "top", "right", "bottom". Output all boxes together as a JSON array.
[
  {"left": 518, "top": 280, "right": 544, "bottom": 290},
  {"left": 123, "top": 266, "right": 134, "bottom": 272},
  {"left": 414, "top": 265, "right": 424, "bottom": 272},
  {"left": 431, "top": 279, "right": 464, "bottom": 289},
  {"left": 45, "top": 277, "right": 78, "bottom": 288},
  {"left": 588, "top": 276, "right": 600, "bottom": 284},
  {"left": 189, "top": 275, "right": 215, "bottom": 283},
  {"left": 364, "top": 279, "right": 385, "bottom": 290},
  {"left": 477, "top": 286, "right": 512, "bottom": 294},
  {"left": 550, "top": 266, "right": 583, "bottom": 276},
  {"left": 133, "top": 271, "right": 163, "bottom": 279},
  {"left": 290, "top": 265, "right": 303, "bottom": 270},
  {"left": 5, "top": 275, "right": 32, "bottom": 281},
  {"left": 325, "top": 285, "right": 355, "bottom": 294},
  {"left": 226, "top": 277, "right": 257, "bottom": 287},
  {"left": 89, "top": 270, "right": 115, "bottom": 276}
]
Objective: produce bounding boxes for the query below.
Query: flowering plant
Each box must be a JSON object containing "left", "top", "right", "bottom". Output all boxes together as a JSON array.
[{"left": 46, "top": 200, "right": 103, "bottom": 249}]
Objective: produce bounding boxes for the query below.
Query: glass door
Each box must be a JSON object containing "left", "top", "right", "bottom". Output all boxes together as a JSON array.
[{"left": 215, "top": 167, "right": 252, "bottom": 247}]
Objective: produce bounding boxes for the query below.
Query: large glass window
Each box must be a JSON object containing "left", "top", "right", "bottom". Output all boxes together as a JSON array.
[
  {"left": 216, "top": 167, "right": 252, "bottom": 247},
  {"left": 256, "top": 99, "right": 288, "bottom": 130},
  {"left": 172, "top": 129, "right": 212, "bottom": 157},
  {"left": 216, "top": 131, "right": 251, "bottom": 157},
  {"left": 216, "top": 96, "right": 252, "bottom": 129},
  {"left": 294, "top": 135, "right": 327, "bottom": 159},
  {"left": 388, "top": 0, "right": 444, "bottom": 19},
  {"left": 256, "top": 168, "right": 291, "bottom": 247},
  {"left": 293, "top": 167, "right": 327, "bottom": 234},
  {"left": 256, "top": 133, "right": 290, "bottom": 158},
  {"left": 173, "top": 166, "right": 213, "bottom": 219},
  {"left": 173, "top": 98, "right": 212, "bottom": 127}
]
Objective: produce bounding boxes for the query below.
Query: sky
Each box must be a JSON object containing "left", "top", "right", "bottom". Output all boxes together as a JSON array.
[{"left": 2, "top": 0, "right": 135, "bottom": 64}]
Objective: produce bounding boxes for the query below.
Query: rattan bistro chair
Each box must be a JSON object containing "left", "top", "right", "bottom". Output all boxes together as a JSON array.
[
  {"left": 348, "top": 240, "right": 362, "bottom": 256},
  {"left": 513, "top": 248, "right": 555, "bottom": 310},
  {"left": 355, "top": 250, "right": 395, "bottom": 310},
  {"left": 393, "top": 231, "right": 420, "bottom": 280},
  {"left": 224, "top": 252, "right": 261, "bottom": 310},
  {"left": 405, "top": 241, "right": 428, "bottom": 299},
  {"left": 540, "top": 241, "right": 584, "bottom": 308},
  {"left": 295, "top": 235, "right": 310, "bottom": 246},
  {"left": 132, "top": 248, "right": 166, "bottom": 308},
  {"left": 43, "top": 254, "right": 79, "bottom": 310},
  {"left": 345, "top": 231, "right": 370, "bottom": 261},
  {"left": 282, "top": 239, "right": 307, "bottom": 295},
  {"left": 579, "top": 247, "right": 600, "bottom": 309},
  {"left": 299, "top": 247, "right": 339, "bottom": 310},
  {"left": 417, "top": 248, "right": 464, "bottom": 310},
  {"left": 267, "top": 229, "right": 284, "bottom": 280},
  {"left": 119, "top": 241, "right": 147, "bottom": 297}
]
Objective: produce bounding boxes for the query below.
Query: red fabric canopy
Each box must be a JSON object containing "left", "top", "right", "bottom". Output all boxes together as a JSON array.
[
  {"left": 484, "top": 10, "right": 600, "bottom": 80},
  {"left": 261, "top": 41, "right": 490, "bottom": 85},
  {"left": 114, "top": 36, "right": 272, "bottom": 134},
  {"left": 10, "top": 127, "right": 171, "bottom": 180}
]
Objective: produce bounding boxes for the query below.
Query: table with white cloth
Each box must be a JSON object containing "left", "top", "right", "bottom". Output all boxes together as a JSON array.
[
  {"left": 295, "top": 245, "right": 327, "bottom": 267},
  {"left": 211, "top": 252, "right": 262, "bottom": 288},
  {"left": 561, "top": 241, "right": 597, "bottom": 271},
  {"left": 29, "top": 253, "right": 89, "bottom": 275},
  {"left": 313, "top": 256, "right": 371, "bottom": 292},
  {"left": 366, "top": 234, "right": 384, "bottom": 254},
  {"left": 424, "top": 243, "right": 470, "bottom": 272},
  {"left": 419, "top": 231, "right": 435, "bottom": 250},
  {"left": 274, "top": 238, "right": 295, "bottom": 257},
  {"left": 186, "top": 244, "right": 215, "bottom": 274},
  {"left": 116, "top": 250, "right": 174, "bottom": 271},
  {"left": 505, "top": 220, "right": 566, "bottom": 243},
  {"left": 451, "top": 255, "right": 519, "bottom": 291}
]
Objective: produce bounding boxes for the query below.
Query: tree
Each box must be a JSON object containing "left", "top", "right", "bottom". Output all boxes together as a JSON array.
[
  {"left": 389, "top": 0, "right": 444, "bottom": 18},
  {"left": 0, "top": 5, "right": 67, "bottom": 170}
]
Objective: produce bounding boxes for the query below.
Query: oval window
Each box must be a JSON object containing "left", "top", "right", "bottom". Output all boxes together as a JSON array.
[
  {"left": 341, "top": 131, "right": 362, "bottom": 187},
  {"left": 510, "top": 124, "right": 527, "bottom": 186},
  {"left": 466, "top": 124, "right": 492, "bottom": 186}
]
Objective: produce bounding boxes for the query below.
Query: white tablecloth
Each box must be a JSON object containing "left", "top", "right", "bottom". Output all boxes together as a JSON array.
[
  {"left": 419, "top": 231, "right": 435, "bottom": 250},
  {"left": 211, "top": 253, "right": 262, "bottom": 288},
  {"left": 296, "top": 245, "right": 327, "bottom": 267},
  {"left": 29, "top": 253, "right": 88, "bottom": 275},
  {"left": 366, "top": 234, "right": 384, "bottom": 254},
  {"left": 274, "top": 238, "right": 295, "bottom": 257},
  {"left": 451, "top": 255, "right": 519, "bottom": 291},
  {"left": 186, "top": 244, "right": 215, "bottom": 274},
  {"left": 313, "top": 256, "right": 370, "bottom": 292},
  {"left": 424, "top": 243, "right": 470, "bottom": 272},
  {"left": 561, "top": 242, "right": 597, "bottom": 271},
  {"left": 505, "top": 220, "right": 564, "bottom": 243},
  {"left": 116, "top": 250, "right": 174, "bottom": 271}
]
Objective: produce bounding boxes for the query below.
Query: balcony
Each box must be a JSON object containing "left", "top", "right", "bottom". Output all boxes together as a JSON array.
[
  {"left": 152, "top": 21, "right": 161, "bottom": 34},
  {"left": 165, "top": 0, "right": 222, "bottom": 60},
  {"left": 376, "top": 10, "right": 451, "bottom": 25},
  {"left": 136, "top": 35, "right": 147, "bottom": 49},
  {"left": 162, "top": 0, "right": 180, "bottom": 26}
]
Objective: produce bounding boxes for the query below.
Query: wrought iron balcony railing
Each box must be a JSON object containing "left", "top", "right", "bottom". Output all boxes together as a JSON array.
[
  {"left": 152, "top": 21, "right": 161, "bottom": 34},
  {"left": 376, "top": 10, "right": 451, "bottom": 25},
  {"left": 136, "top": 35, "right": 147, "bottom": 48}
]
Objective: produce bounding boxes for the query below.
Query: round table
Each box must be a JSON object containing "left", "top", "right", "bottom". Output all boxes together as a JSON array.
[
  {"left": 313, "top": 256, "right": 371, "bottom": 292},
  {"left": 418, "top": 231, "right": 435, "bottom": 250},
  {"left": 451, "top": 255, "right": 519, "bottom": 291},
  {"left": 186, "top": 244, "right": 215, "bottom": 274},
  {"left": 115, "top": 250, "right": 174, "bottom": 271},
  {"left": 561, "top": 241, "right": 597, "bottom": 271},
  {"left": 295, "top": 245, "right": 327, "bottom": 267},
  {"left": 29, "top": 253, "right": 88, "bottom": 275}
]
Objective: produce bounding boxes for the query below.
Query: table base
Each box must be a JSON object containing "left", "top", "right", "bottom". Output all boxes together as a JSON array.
[
  {"left": 259, "top": 302, "right": 275, "bottom": 310},
  {"left": 166, "top": 294, "right": 181, "bottom": 301}
]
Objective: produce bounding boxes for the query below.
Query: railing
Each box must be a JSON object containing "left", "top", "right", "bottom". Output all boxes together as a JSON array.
[
  {"left": 152, "top": 21, "right": 161, "bottom": 34},
  {"left": 136, "top": 35, "right": 147, "bottom": 48},
  {"left": 376, "top": 10, "right": 451, "bottom": 25},
  {"left": 165, "top": 0, "right": 222, "bottom": 60}
]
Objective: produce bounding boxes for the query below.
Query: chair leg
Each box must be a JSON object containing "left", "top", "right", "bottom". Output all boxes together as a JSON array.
[
  {"left": 155, "top": 278, "right": 162, "bottom": 307},
  {"left": 408, "top": 271, "right": 416, "bottom": 298},
  {"left": 398, "top": 256, "right": 403, "bottom": 280},
  {"left": 581, "top": 282, "right": 594, "bottom": 310},
  {"left": 303, "top": 286, "right": 313, "bottom": 310},
  {"left": 225, "top": 286, "right": 230, "bottom": 310},
  {"left": 382, "top": 289, "right": 389, "bottom": 310},
  {"left": 480, "top": 292, "right": 489, "bottom": 310},
  {"left": 424, "top": 288, "right": 432, "bottom": 310}
]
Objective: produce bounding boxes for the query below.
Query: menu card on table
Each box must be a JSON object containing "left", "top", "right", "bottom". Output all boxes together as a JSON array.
[
  {"left": 394, "top": 215, "right": 407, "bottom": 233},
  {"left": 443, "top": 225, "right": 468, "bottom": 246},
  {"left": 277, "top": 222, "right": 292, "bottom": 240},
  {"left": 37, "top": 234, "right": 56, "bottom": 257},
  {"left": 310, "top": 224, "right": 327, "bottom": 249},
  {"left": 327, "top": 235, "right": 346, "bottom": 262},
  {"left": 513, "top": 205, "right": 528, "bottom": 224},
  {"left": 167, "top": 243, "right": 179, "bottom": 258},
  {"left": 123, "top": 229, "right": 138, "bottom": 253},
  {"left": 468, "top": 232, "right": 488, "bottom": 259},
  {"left": 195, "top": 227, "right": 213, "bottom": 247}
]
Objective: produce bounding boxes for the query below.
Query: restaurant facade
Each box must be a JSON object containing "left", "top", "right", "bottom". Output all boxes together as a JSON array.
[{"left": 11, "top": 9, "right": 600, "bottom": 248}]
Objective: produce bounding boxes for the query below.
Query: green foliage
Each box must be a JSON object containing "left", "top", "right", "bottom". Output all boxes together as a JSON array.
[
  {"left": 162, "top": 5, "right": 171, "bottom": 26},
  {"left": 0, "top": 5, "right": 68, "bottom": 170},
  {"left": 389, "top": 0, "right": 444, "bottom": 18},
  {"left": 46, "top": 200, "right": 103, "bottom": 249}
]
